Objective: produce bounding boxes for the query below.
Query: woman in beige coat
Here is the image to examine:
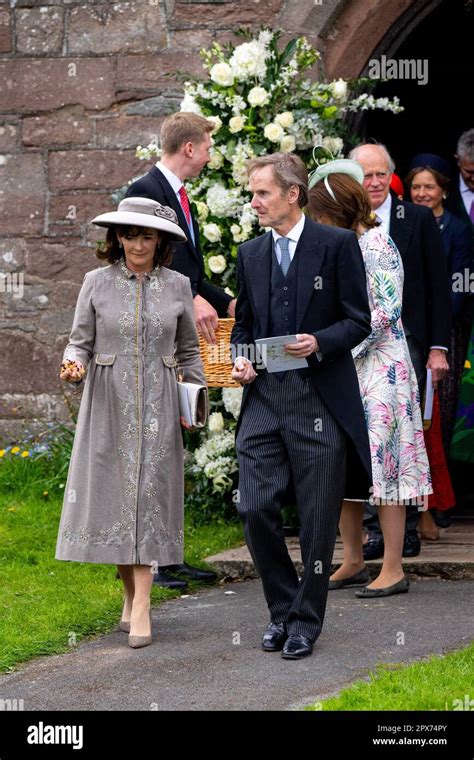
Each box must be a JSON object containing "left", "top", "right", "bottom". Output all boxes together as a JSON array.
[{"left": 56, "top": 197, "right": 208, "bottom": 648}]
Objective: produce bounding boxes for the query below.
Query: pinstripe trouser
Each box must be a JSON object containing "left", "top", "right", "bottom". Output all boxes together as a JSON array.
[{"left": 236, "top": 370, "right": 347, "bottom": 642}]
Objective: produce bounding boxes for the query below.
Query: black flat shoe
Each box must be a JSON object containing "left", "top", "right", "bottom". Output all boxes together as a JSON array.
[
  {"left": 402, "top": 531, "right": 421, "bottom": 557},
  {"left": 329, "top": 567, "right": 369, "bottom": 589},
  {"left": 282, "top": 634, "right": 314, "bottom": 660},
  {"left": 163, "top": 563, "right": 218, "bottom": 582},
  {"left": 152, "top": 570, "right": 188, "bottom": 589},
  {"left": 355, "top": 577, "right": 409, "bottom": 598},
  {"left": 262, "top": 622, "right": 287, "bottom": 652},
  {"left": 363, "top": 534, "right": 385, "bottom": 560}
]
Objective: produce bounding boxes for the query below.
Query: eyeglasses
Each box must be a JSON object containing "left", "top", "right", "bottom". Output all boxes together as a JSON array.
[{"left": 364, "top": 172, "right": 390, "bottom": 181}]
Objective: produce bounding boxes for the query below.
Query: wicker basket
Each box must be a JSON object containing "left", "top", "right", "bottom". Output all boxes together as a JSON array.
[{"left": 198, "top": 317, "right": 240, "bottom": 388}]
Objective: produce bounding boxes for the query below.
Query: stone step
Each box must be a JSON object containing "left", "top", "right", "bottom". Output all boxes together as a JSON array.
[{"left": 205, "top": 520, "right": 474, "bottom": 581}]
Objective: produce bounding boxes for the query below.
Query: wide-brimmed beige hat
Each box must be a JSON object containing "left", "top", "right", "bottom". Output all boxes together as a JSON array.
[{"left": 91, "top": 197, "right": 187, "bottom": 242}]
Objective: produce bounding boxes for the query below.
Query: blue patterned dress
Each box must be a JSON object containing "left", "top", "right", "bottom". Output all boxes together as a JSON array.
[{"left": 353, "top": 228, "right": 432, "bottom": 504}]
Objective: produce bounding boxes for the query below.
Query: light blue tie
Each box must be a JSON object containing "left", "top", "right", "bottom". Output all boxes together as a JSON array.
[{"left": 278, "top": 237, "right": 291, "bottom": 276}]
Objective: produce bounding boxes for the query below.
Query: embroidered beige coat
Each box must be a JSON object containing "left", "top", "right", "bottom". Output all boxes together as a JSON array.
[{"left": 55, "top": 260, "right": 207, "bottom": 566}]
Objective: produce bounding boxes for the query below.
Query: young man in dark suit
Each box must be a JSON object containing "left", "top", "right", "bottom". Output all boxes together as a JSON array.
[
  {"left": 350, "top": 142, "right": 452, "bottom": 559},
  {"left": 231, "top": 153, "right": 372, "bottom": 659},
  {"left": 126, "top": 112, "right": 236, "bottom": 587}
]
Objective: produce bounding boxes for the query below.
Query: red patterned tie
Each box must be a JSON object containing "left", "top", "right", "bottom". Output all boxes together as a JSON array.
[{"left": 178, "top": 185, "right": 191, "bottom": 226}]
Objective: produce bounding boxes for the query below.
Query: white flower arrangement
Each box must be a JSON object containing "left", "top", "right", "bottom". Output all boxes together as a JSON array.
[{"left": 134, "top": 29, "right": 403, "bottom": 507}]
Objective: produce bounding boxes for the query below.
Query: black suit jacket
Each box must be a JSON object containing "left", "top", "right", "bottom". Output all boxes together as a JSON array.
[
  {"left": 389, "top": 192, "right": 452, "bottom": 351},
  {"left": 445, "top": 174, "right": 473, "bottom": 228},
  {"left": 231, "top": 216, "right": 373, "bottom": 495},
  {"left": 125, "top": 166, "right": 232, "bottom": 316}
]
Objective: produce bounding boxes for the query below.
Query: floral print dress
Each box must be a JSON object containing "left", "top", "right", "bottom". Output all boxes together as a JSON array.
[{"left": 352, "top": 228, "right": 432, "bottom": 503}]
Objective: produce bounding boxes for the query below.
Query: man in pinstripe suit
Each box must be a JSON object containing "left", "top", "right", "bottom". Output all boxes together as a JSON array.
[{"left": 231, "top": 154, "right": 372, "bottom": 659}]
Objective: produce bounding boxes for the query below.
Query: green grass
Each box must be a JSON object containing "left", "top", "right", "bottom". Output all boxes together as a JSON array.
[
  {"left": 0, "top": 490, "right": 243, "bottom": 673},
  {"left": 306, "top": 642, "right": 474, "bottom": 711}
]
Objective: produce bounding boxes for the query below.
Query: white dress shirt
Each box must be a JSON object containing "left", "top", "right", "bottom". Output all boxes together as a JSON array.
[
  {"left": 459, "top": 174, "right": 474, "bottom": 216},
  {"left": 271, "top": 213, "right": 306, "bottom": 264},
  {"left": 155, "top": 161, "right": 195, "bottom": 245},
  {"left": 374, "top": 193, "right": 392, "bottom": 234}
]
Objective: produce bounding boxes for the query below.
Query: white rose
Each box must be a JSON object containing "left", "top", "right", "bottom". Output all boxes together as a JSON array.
[
  {"left": 207, "top": 253, "right": 226, "bottom": 272},
  {"left": 208, "top": 412, "right": 225, "bottom": 433},
  {"left": 329, "top": 79, "right": 348, "bottom": 102},
  {"left": 322, "top": 136, "right": 344, "bottom": 155},
  {"left": 207, "top": 115, "right": 222, "bottom": 133},
  {"left": 209, "top": 62, "right": 234, "bottom": 87},
  {"left": 194, "top": 201, "right": 209, "bottom": 221},
  {"left": 247, "top": 86, "right": 270, "bottom": 108},
  {"left": 275, "top": 111, "right": 294, "bottom": 128},
  {"left": 208, "top": 149, "right": 224, "bottom": 169},
  {"left": 230, "top": 223, "right": 244, "bottom": 243},
  {"left": 229, "top": 115, "right": 246, "bottom": 134},
  {"left": 203, "top": 224, "right": 222, "bottom": 244},
  {"left": 264, "top": 122, "right": 284, "bottom": 143},
  {"left": 280, "top": 134, "right": 296, "bottom": 153}
]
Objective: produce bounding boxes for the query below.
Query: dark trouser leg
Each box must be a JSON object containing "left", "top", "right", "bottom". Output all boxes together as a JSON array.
[
  {"left": 284, "top": 378, "right": 346, "bottom": 641},
  {"left": 236, "top": 376, "right": 299, "bottom": 625},
  {"left": 237, "top": 372, "right": 346, "bottom": 641}
]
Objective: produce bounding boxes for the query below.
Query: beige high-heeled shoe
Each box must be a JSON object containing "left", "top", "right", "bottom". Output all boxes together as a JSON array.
[
  {"left": 128, "top": 612, "right": 153, "bottom": 649},
  {"left": 119, "top": 620, "right": 130, "bottom": 633}
]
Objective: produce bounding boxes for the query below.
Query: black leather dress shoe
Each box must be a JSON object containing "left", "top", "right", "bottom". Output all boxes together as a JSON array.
[
  {"left": 262, "top": 622, "right": 287, "bottom": 652},
  {"left": 363, "top": 534, "right": 384, "bottom": 560},
  {"left": 282, "top": 634, "right": 314, "bottom": 660},
  {"left": 402, "top": 531, "right": 421, "bottom": 557},
  {"left": 152, "top": 570, "right": 188, "bottom": 589},
  {"left": 355, "top": 576, "right": 409, "bottom": 598},
  {"left": 162, "top": 563, "right": 218, "bottom": 582}
]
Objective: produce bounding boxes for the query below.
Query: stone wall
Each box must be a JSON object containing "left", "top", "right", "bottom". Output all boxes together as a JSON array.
[{"left": 0, "top": 0, "right": 415, "bottom": 443}]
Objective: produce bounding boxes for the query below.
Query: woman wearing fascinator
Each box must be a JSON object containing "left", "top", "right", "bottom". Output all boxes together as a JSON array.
[
  {"left": 55, "top": 197, "right": 208, "bottom": 647},
  {"left": 307, "top": 158, "right": 432, "bottom": 597}
]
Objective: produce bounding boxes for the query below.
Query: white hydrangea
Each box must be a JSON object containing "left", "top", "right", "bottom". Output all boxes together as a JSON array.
[
  {"left": 194, "top": 431, "right": 236, "bottom": 469},
  {"left": 203, "top": 456, "right": 237, "bottom": 479},
  {"left": 222, "top": 387, "right": 243, "bottom": 419},
  {"left": 206, "top": 184, "right": 242, "bottom": 218},
  {"left": 229, "top": 40, "right": 270, "bottom": 82},
  {"left": 180, "top": 91, "right": 203, "bottom": 115}
]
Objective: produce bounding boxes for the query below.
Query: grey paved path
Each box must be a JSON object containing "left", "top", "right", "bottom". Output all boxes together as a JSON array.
[{"left": 0, "top": 578, "right": 472, "bottom": 711}]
